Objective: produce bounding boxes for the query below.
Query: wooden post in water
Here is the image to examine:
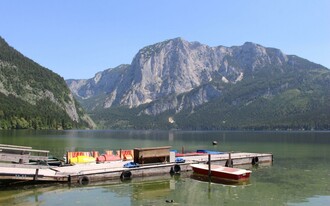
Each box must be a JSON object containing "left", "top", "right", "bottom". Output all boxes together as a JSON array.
[
  {"left": 228, "top": 152, "right": 232, "bottom": 167},
  {"left": 208, "top": 154, "right": 211, "bottom": 178},
  {"left": 34, "top": 169, "right": 39, "bottom": 181},
  {"left": 182, "top": 146, "right": 184, "bottom": 155}
]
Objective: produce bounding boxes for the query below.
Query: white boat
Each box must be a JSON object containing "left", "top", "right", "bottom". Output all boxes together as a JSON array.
[{"left": 190, "top": 163, "right": 251, "bottom": 182}]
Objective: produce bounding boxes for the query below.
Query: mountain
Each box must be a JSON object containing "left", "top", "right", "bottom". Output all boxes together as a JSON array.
[
  {"left": 67, "top": 37, "right": 330, "bottom": 130},
  {"left": 0, "top": 36, "right": 95, "bottom": 129}
]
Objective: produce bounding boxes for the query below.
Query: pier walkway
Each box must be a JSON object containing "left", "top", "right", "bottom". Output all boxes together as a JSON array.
[{"left": 0, "top": 152, "right": 272, "bottom": 185}]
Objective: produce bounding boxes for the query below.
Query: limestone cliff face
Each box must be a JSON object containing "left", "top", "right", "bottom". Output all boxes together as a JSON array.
[
  {"left": 120, "top": 38, "right": 227, "bottom": 107},
  {"left": 67, "top": 38, "right": 294, "bottom": 115}
]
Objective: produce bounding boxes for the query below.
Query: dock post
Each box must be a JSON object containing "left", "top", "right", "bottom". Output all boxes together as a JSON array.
[
  {"left": 229, "top": 152, "right": 232, "bottom": 167},
  {"left": 34, "top": 169, "right": 39, "bottom": 181},
  {"left": 182, "top": 146, "right": 184, "bottom": 154},
  {"left": 208, "top": 154, "right": 211, "bottom": 178}
]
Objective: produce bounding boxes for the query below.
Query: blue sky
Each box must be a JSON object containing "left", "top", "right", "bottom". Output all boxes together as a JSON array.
[{"left": 1, "top": 0, "right": 329, "bottom": 79}]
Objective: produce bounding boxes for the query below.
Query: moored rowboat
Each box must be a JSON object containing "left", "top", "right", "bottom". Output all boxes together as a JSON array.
[{"left": 190, "top": 163, "right": 251, "bottom": 181}]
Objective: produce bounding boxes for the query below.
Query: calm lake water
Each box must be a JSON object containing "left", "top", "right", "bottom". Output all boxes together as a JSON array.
[{"left": 0, "top": 130, "right": 329, "bottom": 206}]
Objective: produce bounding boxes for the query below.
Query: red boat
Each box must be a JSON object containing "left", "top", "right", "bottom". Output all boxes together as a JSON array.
[
  {"left": 96, "top": 154, "right": 121, "bottom": 163},
  {"left": 190, "top": 164, "right": 251, "bottom": 182}
]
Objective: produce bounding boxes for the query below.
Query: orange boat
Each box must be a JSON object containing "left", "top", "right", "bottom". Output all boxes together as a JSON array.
[{"left": 96, "top": 154, "right": 121, "bottom": 163}]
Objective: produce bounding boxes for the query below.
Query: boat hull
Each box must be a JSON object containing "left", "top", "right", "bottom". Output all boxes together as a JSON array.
[
  {"left": 191, "top": 164, "right": 251, "bottom": 181},
  {"left": 69, "top": 156, "right": 96, "bottom": 164}
]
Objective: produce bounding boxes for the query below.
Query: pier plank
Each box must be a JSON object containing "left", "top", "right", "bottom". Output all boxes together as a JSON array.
[
  {"left": 0, "top": 144, "right": 32, "bottom": 149},
  {"left": 0, "top": 146, "right": 49, "bottom": 154}
]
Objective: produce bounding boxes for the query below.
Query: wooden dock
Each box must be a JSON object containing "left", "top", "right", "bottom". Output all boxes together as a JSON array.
[
  {"left": 0, "top": 150, "right": 273, "bottom": 185},
  {"left": 0, "top": 144, "right": 49, "bottom": 164}
]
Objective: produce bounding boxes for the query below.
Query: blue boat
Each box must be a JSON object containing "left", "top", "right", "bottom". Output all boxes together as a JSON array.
[
  {"left": 196, "top": 150, "right": 225, "bottom": 155},
  {"left": 123, "top": 162, "right": 139, "bottom": 168},
  {"left": 175, "top": 157, "right": 185, "bottom": 163}
]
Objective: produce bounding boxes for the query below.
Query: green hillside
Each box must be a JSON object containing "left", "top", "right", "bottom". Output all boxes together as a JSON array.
[
  {"left": 0, "top": 36, "right": 94, "bottom": 129},
  {"left": 174, "top": 68, "right": 330, "bottom": 130}
]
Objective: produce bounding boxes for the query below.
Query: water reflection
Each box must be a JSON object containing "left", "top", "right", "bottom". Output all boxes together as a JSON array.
[
  {"left": 1, "top": 130, "right": 330, "bottom": 205},
  {"left": 168, "top": 131, "right": 174, "bottom": 142},
  {"left": 0, "top": 166, "right": 329, "bottom": 206}
]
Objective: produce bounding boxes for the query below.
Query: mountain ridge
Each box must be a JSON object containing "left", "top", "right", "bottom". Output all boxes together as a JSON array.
[{"left": 67, "top": 37, "right": 330, "bottom": 130}]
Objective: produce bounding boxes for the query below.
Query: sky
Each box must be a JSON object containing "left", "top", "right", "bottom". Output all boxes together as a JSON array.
[{"left": 1, "top": 0, "right": 329, "bottom": 80}]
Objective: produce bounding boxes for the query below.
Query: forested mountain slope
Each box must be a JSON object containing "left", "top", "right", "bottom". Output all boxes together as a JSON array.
[{"left": 0, "top": 36, "right": 95, "bottom": 129}]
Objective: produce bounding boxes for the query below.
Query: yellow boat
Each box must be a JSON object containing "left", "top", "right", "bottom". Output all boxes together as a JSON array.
[{"left": 69, "top": 156, "right": 96, "bottom": 164}]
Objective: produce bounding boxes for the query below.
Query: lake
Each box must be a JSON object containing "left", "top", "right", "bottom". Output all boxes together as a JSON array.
[{"left": 0, "top": 130, "right": 329, "bottom": 206}]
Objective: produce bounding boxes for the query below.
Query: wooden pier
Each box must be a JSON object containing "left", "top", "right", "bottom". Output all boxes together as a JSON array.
[
  {"left": 0, "top": 145, "right": 273, "bottom": 185},
  {"left": 0, "top": 144, "right": 49, "bottom": 164}
]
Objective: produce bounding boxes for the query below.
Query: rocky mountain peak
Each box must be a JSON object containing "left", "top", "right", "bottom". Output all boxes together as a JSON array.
[
  {"left": 137, "top": 37, "right": 189, "bottom": 59},
  {"left": 230, "top": 41, "right": 289, "bottom": 70},
  {"left": 241, "top": 42, "right": 266, "bottom": 55},
  {"left": 64, "top": 37, "right": 330, "bottom": 129},
  {"left": 67, "top": 38, "right": 322, "bottom": 116}
]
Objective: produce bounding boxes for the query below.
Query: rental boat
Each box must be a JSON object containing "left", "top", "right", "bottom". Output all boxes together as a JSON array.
[
  {"left": 69, "top": 156, "right": 96, "bottom": 164},
  {"left": 190, "top": 163, "right": 251, "bottom": 182},
  {"left": 96, "top": 154, "right": 121, "bottom": 163}
]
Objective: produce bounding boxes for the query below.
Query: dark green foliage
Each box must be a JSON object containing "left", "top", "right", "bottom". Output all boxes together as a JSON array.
[
  {"left": 172, "top": 66, "right": 330, "bottom": 130},
  {"left": 0, "top": 93, "right": 76, "bottom": 129},
  {"left": 92, "top": 105, "right": 175, "bottom": 130},
  {"left": 0, "top": 37, "right": 70, "bottom": 101}
]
